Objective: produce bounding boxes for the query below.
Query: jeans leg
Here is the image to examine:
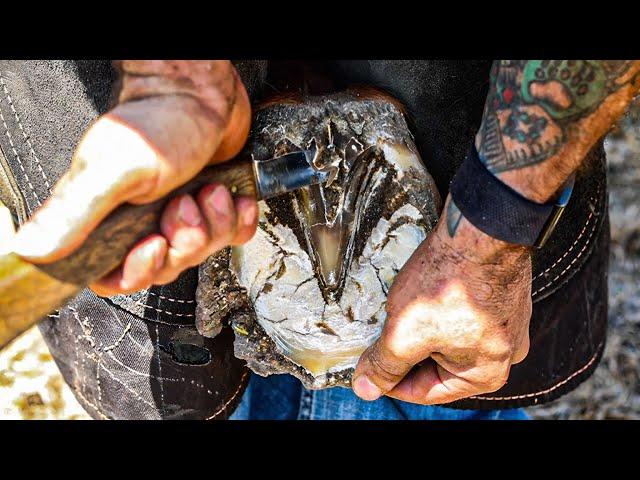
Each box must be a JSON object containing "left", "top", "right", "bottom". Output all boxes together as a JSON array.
[
  {"left": 306, "top": 384, "right": 529, "bottom": 420},
  {"left": 229, "top": 374, "right": 529, "bottom": 420},
  {"left": 229, "top": 373, "right": 303, "bottom": 420}
]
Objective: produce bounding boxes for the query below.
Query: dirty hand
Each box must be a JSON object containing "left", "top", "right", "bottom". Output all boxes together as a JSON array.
[
  {"left": 352, "top": 197, "right": 532, "bottom": 405},
  {"left": 13, "top": 60, "right": 258, "bottom": 296}
]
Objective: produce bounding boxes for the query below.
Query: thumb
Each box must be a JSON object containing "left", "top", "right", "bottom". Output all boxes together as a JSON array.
[
  {"left": 352, "top": 331, "right": 417, "bottom": 402},
  {"left": 12, "top": 92, "right": 230, "bottom": 264},
  {"left": 12, "top": 116, "right": 160, "bottom": 263}
]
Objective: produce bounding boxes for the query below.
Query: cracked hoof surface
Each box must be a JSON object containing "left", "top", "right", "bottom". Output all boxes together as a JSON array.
[{"left": 197, "top": 90, "right": 441, "bottom": 389}]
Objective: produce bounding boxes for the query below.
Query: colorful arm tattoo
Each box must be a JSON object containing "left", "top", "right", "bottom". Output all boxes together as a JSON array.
[{"left": 448, "top": 60, "right": 640, "bottom": 238}]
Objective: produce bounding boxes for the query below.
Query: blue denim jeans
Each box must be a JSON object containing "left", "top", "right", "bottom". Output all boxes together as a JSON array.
[{"left": 229, "top": 373, "right": 529, "bottom": 420}]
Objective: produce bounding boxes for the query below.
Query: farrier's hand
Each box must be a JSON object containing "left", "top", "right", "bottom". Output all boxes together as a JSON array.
[
  {"left": 13, "top": 60, "right": 257, "bottom": 296},
  {"left": 352, "top": 59, "right": 640, "bottom": 405},
  {"left": 352, "top": 197, "right": 532, "bottom": 404}
]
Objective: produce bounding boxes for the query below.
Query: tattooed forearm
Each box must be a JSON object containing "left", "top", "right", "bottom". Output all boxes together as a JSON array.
[
  {"left": 448, "top": 59, "right": 640, "bottom": 238},
  {"left": 477, "top": 60, "right": 639, "bottom": 175}
]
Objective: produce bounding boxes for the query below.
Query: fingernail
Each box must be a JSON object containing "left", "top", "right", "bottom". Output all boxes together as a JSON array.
[
  {"left": 139, "top": 241, "right": 164, "bottom": 271},
  {"left": 353, "top": 375, "right": 382, "bottom": 401},
  {"left": 178, "top": 195, "right": 201, "bottom": 227},
  {"left": 153, "top": 243, "right": 165, "bottom": 270},
  {"left": 241, "top": 202, "right": 257, "bottom": 227},
  {"left": 207, "top": 185, "right": 230, "bottom": 217}
]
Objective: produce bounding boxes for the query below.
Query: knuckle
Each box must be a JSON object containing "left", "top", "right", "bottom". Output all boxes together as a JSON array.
[
  {"left": 230, "top": 226, "right": 254, "bottom": 246},
  {"left": 386, "top": 336, "right": 410, "bottom": 363},
  {"left": 513, "top": 339, "right": 530, "bottom": 364},
  {"left": 482, "top": 337, "right": 514, "bottom": 364},
  {"left": 190, "top": 234, "right": 210, "bottom": 253},
  {"left": 367, "top": 343, "right": 409, "bottom": 383},
  {"left": 486, "top": 377, "right": 508, "bottom": 393},
  {"left": 477, "top": 364, "right": 510, "bottom": 392},
  {"left": 178, "top": 232, "right": 209, "bottom": 253},
  {"left": 167, "top": 250, "right": 199, "bottom": 270},
  {"left": 165, "top": 194, "right": 184, "bottom": 214},
  {"left": 492, "top": 348, "right": 512, "bottom": 366},
  {"left": 382, "top": 321, "right": 416, "bottom": 358},
  {"left": 209, "top": 210, "right": 236, "bottom": 240}
]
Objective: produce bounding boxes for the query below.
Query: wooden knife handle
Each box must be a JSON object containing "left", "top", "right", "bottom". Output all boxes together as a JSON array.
[{"left": 38, "top": 158, "right": 257, "bottom": 286}]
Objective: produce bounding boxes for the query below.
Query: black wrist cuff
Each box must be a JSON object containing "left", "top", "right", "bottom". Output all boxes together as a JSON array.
[{"left": 449, "top": 144, "right": 574, "bottom": 248}]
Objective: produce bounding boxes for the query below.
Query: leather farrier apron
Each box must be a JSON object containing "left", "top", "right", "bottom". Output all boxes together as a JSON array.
[{"left": 0, "top": 60, "right": 609, "bottom": 418}]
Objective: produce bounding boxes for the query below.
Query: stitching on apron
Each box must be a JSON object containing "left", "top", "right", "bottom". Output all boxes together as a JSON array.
[
  {"left": 100, "top": 296, "right": 193, "bottom": 328},
  {"left": 532, "top": 203, "right": 601, "bottom": 298},
  {"left": 73, "top": 386, "right": 109, "bottom": 419},
  {"left": 134, "top": 301, "right": 195, "bottom": 317},
  {"left": 469, "top": 340, "right": 603, "bottom": 401},
  {"left": 0, "top": 91, "right": 40, "bottom": 208},
  {"left": 532, "top": 193, "right": 598, "bottom": 282},
  {"left": 0, "top": 73, "right": 51, "bottom": 193},
  {"left": 531, "top": 184, "right": 603, "bottom": 298},
  {"left": 66, "top": 305, "right": 110, "bottom": 419},
  {"left": 69, "top": 303, "right": 224, "bottom": 417},
  {"left": 68, "top": 306, "right": 159, "bottom": 410},
  {"left": 207, "top": 370, "right": 250, "bottom": 420},
  {"left": 105, "top": 350, "right": 218, "bottom": 394},
  {"left": 154, "top": 324, "right": 166, "bottom": 416},
  {"left": 97, "top": 358, "right": 157, "bottom": 409},
  {"left": 147, "top": 291, "right": 195, "bottom": 304}
]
